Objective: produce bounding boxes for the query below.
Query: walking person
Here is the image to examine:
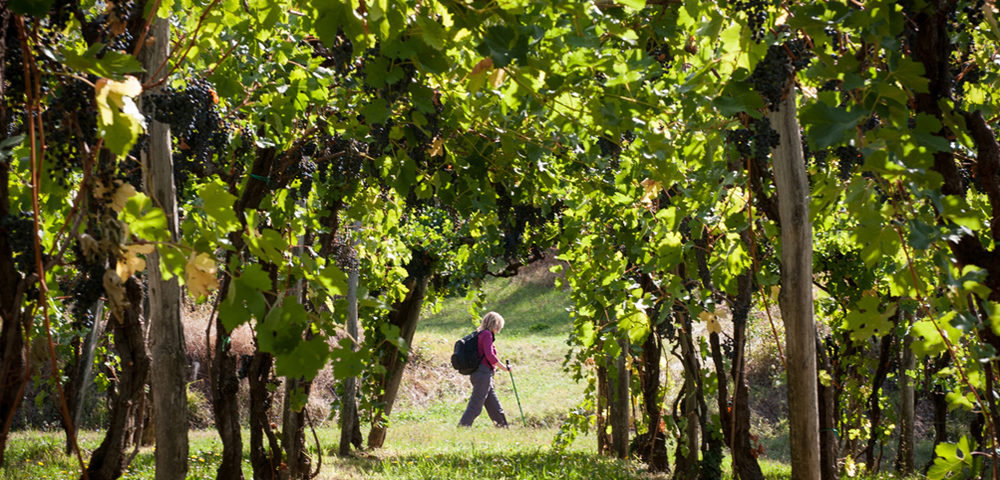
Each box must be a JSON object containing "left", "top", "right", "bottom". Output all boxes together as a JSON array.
[{"left": 458, "top": 311, "right": 511, "bottom": 427}]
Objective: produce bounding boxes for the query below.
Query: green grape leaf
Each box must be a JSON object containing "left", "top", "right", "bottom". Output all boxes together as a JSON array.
[
  {"left": 843, "top": 294, "right": 897, "bottom": 342},
  {"left": 888, "top": 55, "right": 930, "bottom": 94},
  {"left": 945, "top": 389, "right": 975, "bottom": 411},
  {"left": 317, "top": 263, "right": 347, "bottom": 296},
  {"left": 800, "top": 102, "right": 867, "bottom": 149},
  {"left": 362, "top": 97, "right": 390, "bottom": 124},
  {"left": 927, "top": 436, "right": 974, "bottom": 480},
  {"left": 910, "top": 312, "right": 962, "bottom": 359},
  {"left": 218, "top": 264, "right": 272, "bottom": 331},
  {"left": 576, "top": 320, "right": 596, "bottom": 349},
  {"left": 331, "top": 337, "right": 366, "bottom": 378},
  {"left": 618, "top": 310, "right": 649, "bottom": 344},
  {"left": 9, "top": 0, "right": 54, "bottom": 16},
  {"left": 63, "top": 45, "right": 144, "bottom": 79},
  {"left": 274, "top": 335, "right": 329, "bottom": 380},
  {"left": 199, "top": 181, "right": 240, "bottom": 234},
  {"left": 0, "top": 135, "right": 24, "bottom": 162},
  {"left": 247, "top": 228, "right": 288, "bottom": 265},
  {"left": 157, "top": 245, "right": 187, "bottom": 281},
  {"left": 257, "top": 301, "right": 308, "bottom": 355},
  {"left": 121, "top": 193, "right": 168, "bottom": 242}
]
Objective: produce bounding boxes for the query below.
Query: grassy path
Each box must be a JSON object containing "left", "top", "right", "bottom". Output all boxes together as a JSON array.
[{"left": 0, "top": 275, "right": 800, "bottom": 479}]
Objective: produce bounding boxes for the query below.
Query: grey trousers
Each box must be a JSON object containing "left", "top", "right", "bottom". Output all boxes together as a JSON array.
[{"left": 458, "top": 363, "right": 508, "bottom": 427}]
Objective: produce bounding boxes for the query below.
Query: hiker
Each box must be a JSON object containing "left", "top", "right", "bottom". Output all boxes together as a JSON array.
[{"left": 458, "top": 311, "right": 511, "bottom": 427}]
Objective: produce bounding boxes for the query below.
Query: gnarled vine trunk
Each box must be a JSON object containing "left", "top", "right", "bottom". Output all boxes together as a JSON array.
[
  {"left": 673, "top": 308, "right": 701, "bottom": 480},
  {"left": 634, "top": 311, "right": 667, "bottom": 472},
  {"left": 709, "top": 270, "right": 765, "bottom": 480},
  {"left": 0, "top": 8, "right": 29, "bottom": 466},
  {"left": 249, "top": 351, "right": 282, "bottom": 480},
  {"left": 83, "top": 280, "right": 149, "bottom": 480},
  {"left": 816, "top": 335, "right": 839, "bottom": 480},
  {"left": 609, "top": 331, "right": 629, "bottom": 459},
  {"left": 62, "top": 300, "right": 105, "bottom": 455},
  {"left": 895, "top": 329, "right": 915, "bottom": 475},
  {"left": 367, "top": 260, "right": 431, "bottom": 449}
]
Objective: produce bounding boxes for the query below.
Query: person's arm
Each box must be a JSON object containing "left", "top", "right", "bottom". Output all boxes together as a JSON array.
[{"left": 479, "top": 331, "right": 505, "bottom": 369}]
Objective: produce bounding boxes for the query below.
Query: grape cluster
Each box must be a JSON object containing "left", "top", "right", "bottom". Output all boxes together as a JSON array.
[
  {"left": 368, "top": 120, "right": 393, "bottom": 157},
  {"left": 965, "top": 0, "right": 986, "bottom": 26},
  {"left": 308, "top": 31, "right": 354, "bottom": 74},
  {"left": 316, "top": 136, "right": 366, "bottom": 198},
  {"left": 106, "top": 0, "right": 139, "bottom": 37},
  {"left": 1, "top": 213, "right": 37, "bottom": 275},
  {"left": 104, "top": 31, "right": 134, "bottom": 55},
  {"left": 146, "top": 80, "right": 228, "bottom": 185},
  {"left": 953, "top": 42, "right": 982, "bottom": 102},
  {"left": 597, "top": 136, "right": 622, "bottom": 159},
  {"left": 835, "top": 145, "right": 864, "bottom": 180},
  {"left": 752, "top": 118, "right": 779, "bottom": 160},
  {"left": 3, "top": 25, "right": 26, "bottom": 117},
  {"left": 951, "top": 0, "right": 986, "bottom": 32},
  {"left": 118, "top": 152, "right": 145, "bottom": 191},
  {"left": 861, "top": 114, "right": 881, "bottom": 132},
  {"left": 725, "top": 117, "right": 780, "bottom": 164},
  {"left": 729, "top": 0, "right": 770, "bottom": 42},
  {"left": 802, "top": 134, "right": 828, "bottom": 170},
  {"left": 722, "top": 336, "right": 735, "bottom": 360},
  {"left": 960, "top": 163, "right": 977, "bottom": 194},
  {"left": 43, "top": 79, "right": 98, "bottom": 188},
  {"left": 824, "top": 26, "right": 842, "bottom": 54},
  {"left": 68, "top": 261, "right": 106, "bottom": 329},
  {"left": 290, "top": 158, "right": 316, "bottom": 199},
  {"left": 725, "top": 128, "right": 753, "bottom": 159},
  {"left": 645, "top": 40, "right": 673, "bottom": 69},
  {"left": 748, "top": 38, "right": 813, "bottom": 110}
]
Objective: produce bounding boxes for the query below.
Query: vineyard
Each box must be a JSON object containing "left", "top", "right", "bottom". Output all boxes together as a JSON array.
[{"left": 1, "top": 0, "right": 1000, "bottom": 478}]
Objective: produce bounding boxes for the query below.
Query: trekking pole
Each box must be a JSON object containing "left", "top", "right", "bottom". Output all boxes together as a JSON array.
[{"left": 507, "top": 360, "right": 526, "bottom": 426}]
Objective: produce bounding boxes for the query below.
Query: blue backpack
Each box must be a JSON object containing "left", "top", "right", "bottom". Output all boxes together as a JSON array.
[{"left": 451, "top": 330, "right": 483, "bottom": 375}]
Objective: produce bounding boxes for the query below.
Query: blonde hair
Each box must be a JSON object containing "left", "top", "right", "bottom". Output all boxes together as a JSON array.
[{"left": 478, "top": 311, "right": 505, "bottom": 333}]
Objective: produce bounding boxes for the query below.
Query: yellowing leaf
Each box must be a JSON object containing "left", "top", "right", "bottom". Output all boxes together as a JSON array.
[
  {"left": 94, "top": 75, "right": 146, "bottom": 156},
  {"left": 489, "top": 68, "right": 507, "bottom": 88},
  {"left": 699, "top": 310, "right": 722, "bottom": 334},
  {"left": 185, "top": 252, "right": 219, "bottom": 300},
  {"left": 428, "top": 136, "right": 444, "bottom": 157},
  {"left": 111, "top": 182, "right": 137, "bottom": 212},
  {"left": 79, "top": 233, "right": 100, "bottom": 262},
  {"left": 102, "top": 269, "right": 127, "bottom": 322},
  {"left": 95, "top": 76, "right": 143, "bottom": 124},
  {"left": 94, "top": 180, "right": 137, "bottom": 212},
  {"left": 116, "top": 243, "right": 155, "bottom": 279},
  {"left": 707, "top": 317, "right": 721, "bottom": 334},
  {"left": 640, "top": 178, "right": 662, "bottom": 209},
  {"left": 470, "top": 57, "right": 494, "bottom": 76}
]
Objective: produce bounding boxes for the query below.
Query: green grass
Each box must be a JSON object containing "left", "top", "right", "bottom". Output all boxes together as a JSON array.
[
  {"left": 396, "top": 275, "right": 581, "bottom": 429},
  {"left": 0, "top": 430, "right": 248, "bottom": 480},
  {"left": 0, "top": 275, "right": 928, "bottom": 479}
]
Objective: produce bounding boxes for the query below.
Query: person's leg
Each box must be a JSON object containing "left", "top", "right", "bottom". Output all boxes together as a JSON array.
[
  {"left": 483, "top": 374, "right": 508, "bottom": 427},
  {"left": 458, "top": 364, "right": 491, "bottom": 426}
]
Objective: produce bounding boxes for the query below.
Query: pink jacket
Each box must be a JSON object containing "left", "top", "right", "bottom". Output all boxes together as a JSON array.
[{"left": 477, "top": 330, "right": 499, "bottom": 368}]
